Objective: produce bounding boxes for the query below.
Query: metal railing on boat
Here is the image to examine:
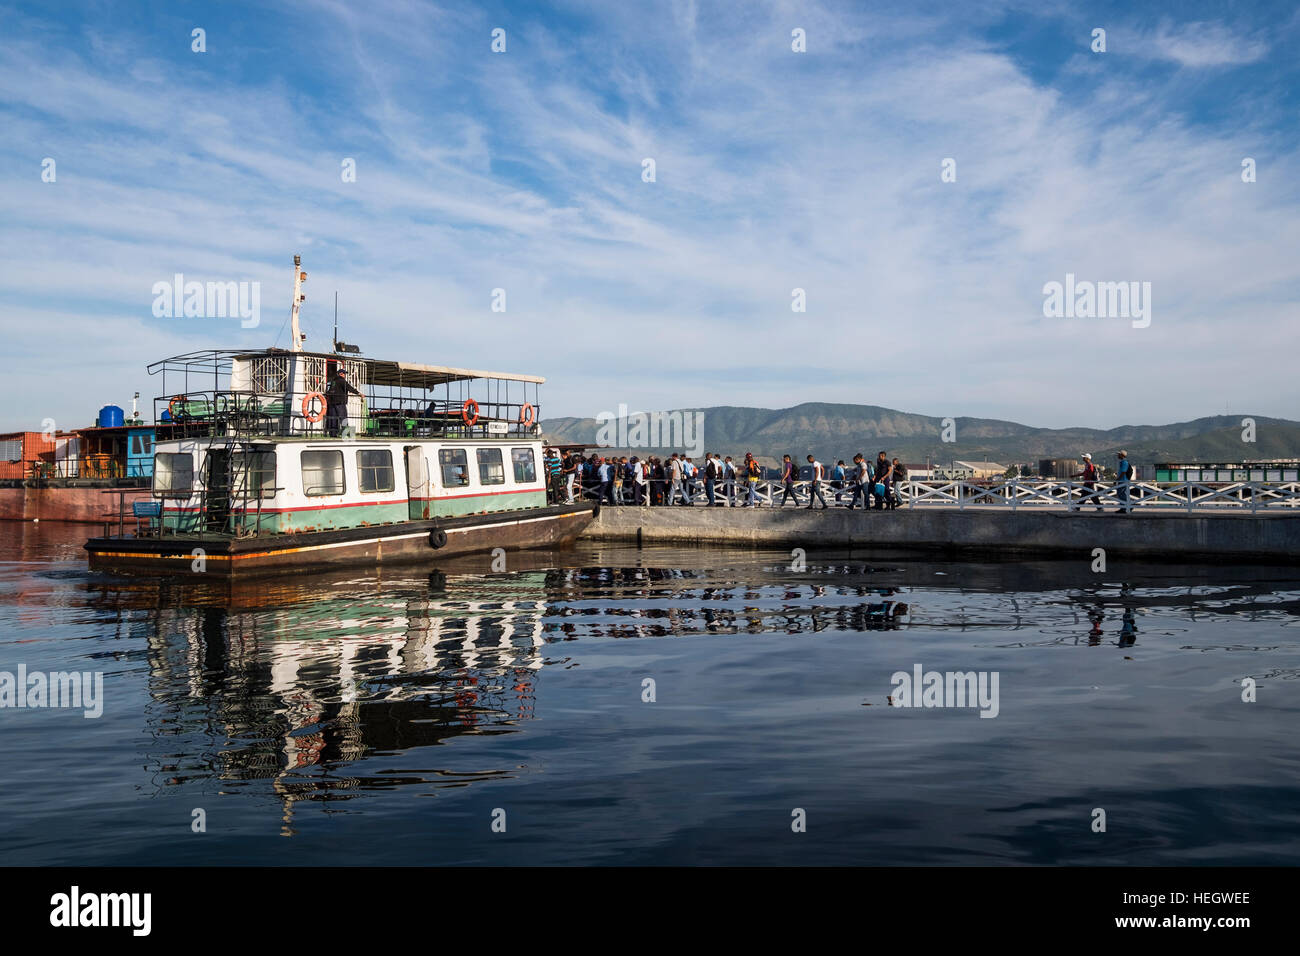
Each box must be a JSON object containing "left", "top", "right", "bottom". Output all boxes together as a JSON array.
[{"left": 153, "top": 390, "right": 543, "bottom": 441}]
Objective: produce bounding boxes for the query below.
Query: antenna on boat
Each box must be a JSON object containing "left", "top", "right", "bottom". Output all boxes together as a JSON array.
[
  {"left": 290, "top": 254, "right": 307, "bottom": 352},
  {"left": 332, "top": 287, "right": 361, "bottom": 354}
]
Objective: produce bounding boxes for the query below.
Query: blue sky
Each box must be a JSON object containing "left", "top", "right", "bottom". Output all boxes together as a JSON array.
[{"left": 1, "top": 0, "right": 1297, "bottom": 432}]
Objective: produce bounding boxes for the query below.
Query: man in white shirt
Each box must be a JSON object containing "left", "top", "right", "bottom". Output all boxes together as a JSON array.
[
  {"left": 633, "top": 456, "right": 649, "bottom": 505},
  {"left": 806, "top": 455, "right": 828, "bottom": 509}
]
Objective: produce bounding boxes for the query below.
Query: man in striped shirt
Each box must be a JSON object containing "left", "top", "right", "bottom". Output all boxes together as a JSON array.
[{"left": 545, "top": 448, "right": 563, "bottom": 503}]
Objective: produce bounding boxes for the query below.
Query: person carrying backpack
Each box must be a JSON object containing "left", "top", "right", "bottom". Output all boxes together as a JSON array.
[
  {"left": 831, "top": 460, "right": 846, "bottom": 504},
  {"left": 667, "top": 454, "right": 685, "bottom": 505},
  {"left": 1077, "top": 453, "right": 1102, "bottom": 512},
  {"left": 743, "top": 453, "right": 762, "bottom": 506},
  {"left": 1115, "top": 450, "right": 1135, "bottom": 514}
]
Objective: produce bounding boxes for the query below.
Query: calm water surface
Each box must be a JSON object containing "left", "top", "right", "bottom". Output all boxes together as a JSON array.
[{"left": 1, "top": 521, "right": 1298, "bottom": 865}]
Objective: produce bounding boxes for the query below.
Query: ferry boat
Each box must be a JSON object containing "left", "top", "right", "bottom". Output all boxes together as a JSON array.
[{"left": 85, "top": 256, "right": 596, "bottom": 576}]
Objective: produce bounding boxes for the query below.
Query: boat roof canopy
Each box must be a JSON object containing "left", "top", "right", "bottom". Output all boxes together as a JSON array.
[
  {"left": 148, "top": 349, "right": 545, "bottom": 386},
  {"left": 367, "top": 358, "right": 545, "bottom": 388}
]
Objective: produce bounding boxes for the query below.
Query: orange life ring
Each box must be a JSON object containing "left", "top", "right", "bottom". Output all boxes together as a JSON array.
[
  {"left": 302, "top": 391, "right": 326, "bottom": 423},
  {"left": 519, "top": 402, "right": 535, "bottom": 427},
  {"left": 168, "top": 395, "right": 186, "bottom": 418},
  {"left": 462, "top": 399, "right": 479, "bottom": 427}
]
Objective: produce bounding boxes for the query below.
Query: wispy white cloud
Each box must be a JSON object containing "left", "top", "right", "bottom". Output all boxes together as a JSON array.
[
  {"left": 0, "top": 0, "right": 1296, "bottom": 434},
  {"left": 1143, "top": 20, "right": 1269, "bottom": 67}
]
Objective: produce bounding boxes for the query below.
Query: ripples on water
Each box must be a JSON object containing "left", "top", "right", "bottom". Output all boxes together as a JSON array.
[{"left": 1, "top": 521, "right": 1298, "bottom": 865}]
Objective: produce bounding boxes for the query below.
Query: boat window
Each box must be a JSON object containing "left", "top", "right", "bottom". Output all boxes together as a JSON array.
[
  {"left": 142, "top": 434, "right": 152, "bottom": 454},
  {"left": 439, "top": 448, "right": 470, "bottom": 486},
  {"left": 477, "top": 447, "right": 505, "bottom": 485},
  {"left": 357, "top": 449, "right": 395, "bottom": 493},
  {"left": 234, "top": 451, "right": 277, "bottom": 499},
  {"left": 302, "top": 450, "right": 345, "bottom": 496},
  {"left": 132, "top": 436, "right": 141, "bottom": 455},
  {"left": 153, "top": 453, "right": 193, "bottom": 494},
  {"left": 511, "top": 448, "right": 536, "bottom": 483}
]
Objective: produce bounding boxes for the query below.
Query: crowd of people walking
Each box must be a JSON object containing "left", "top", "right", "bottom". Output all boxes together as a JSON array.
[
  {"left": 541, "top": 447, "right": 1144, "bottom": 513},
  {"left": 543, "top": 448, "right": 910, "bottom": 509}
]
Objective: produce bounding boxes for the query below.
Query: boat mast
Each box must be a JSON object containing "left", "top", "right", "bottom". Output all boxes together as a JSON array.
[{"left": 289, "top": 254, "right": 307, "bottom": 352}]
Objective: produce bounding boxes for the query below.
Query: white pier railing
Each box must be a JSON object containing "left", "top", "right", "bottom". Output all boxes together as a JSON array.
[
  {"left": 578, "top": 478, "right": 1300, "bottom": 512},
  {"left": 900, "top": 479, "right": 1300, "bottom": 512}
]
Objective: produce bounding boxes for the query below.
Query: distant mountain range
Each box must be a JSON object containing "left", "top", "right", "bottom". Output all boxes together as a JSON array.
[{"left": 542, "top": 403, "right": 1300, "bottom": 470}]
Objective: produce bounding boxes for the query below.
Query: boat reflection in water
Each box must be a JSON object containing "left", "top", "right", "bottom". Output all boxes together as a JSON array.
[
  {"left": 82, "top": 546, "right": 923, "bottom": 833},
  {"left": 92, "top": 551, "right": 577, "bottom": 834}
]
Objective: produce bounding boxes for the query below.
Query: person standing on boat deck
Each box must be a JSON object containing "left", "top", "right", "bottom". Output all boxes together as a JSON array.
[
  {"left": 806, "top": 455, "right": 828, "bottom": 509},
  {"left": 561, "top": 451, "right": 577, "bottom": 503},
  {"left": 1077, "top": 453, "right": 1102, "bottom": 512},
  {"left": 723, "top": 456, "right": 737, "bottom": 505},
  {"left": 324, "top": 367, "right": 362, "bottom": 437},
  {"left": 683, "top": 457, "right": 697, "bottom": 504},
  {"left": 544, "top": 448, "right": 561, "bottom": 502},
  {"left": 1115, "top": 450, "right": 1135, "bottom": 514}
]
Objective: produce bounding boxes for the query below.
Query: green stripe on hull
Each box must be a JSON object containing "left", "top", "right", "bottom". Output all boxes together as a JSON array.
[
  {"left": 266, "top": 501, "right": 410, "bottom": 533},
  {"left": 434, "top": 491, "right": 548, "bottom": 518}
]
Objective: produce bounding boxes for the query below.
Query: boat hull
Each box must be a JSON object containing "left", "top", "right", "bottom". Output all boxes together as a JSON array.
[{"left": 85, "top": 502, "right": 597, "bottom": 577}]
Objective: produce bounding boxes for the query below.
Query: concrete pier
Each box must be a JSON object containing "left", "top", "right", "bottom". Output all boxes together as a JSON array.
[{"left": 582, "top": 505, "right": 1300, "bottom": 563}]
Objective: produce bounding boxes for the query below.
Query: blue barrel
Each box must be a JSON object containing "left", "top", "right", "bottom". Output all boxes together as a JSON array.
[{"left": 98, "top": 404, "right": 125, "bottom": 428}]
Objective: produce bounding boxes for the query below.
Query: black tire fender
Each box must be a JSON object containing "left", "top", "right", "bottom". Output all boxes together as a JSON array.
[{"left": 429, "top": 528, "right": 448, "bottom": 549}]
